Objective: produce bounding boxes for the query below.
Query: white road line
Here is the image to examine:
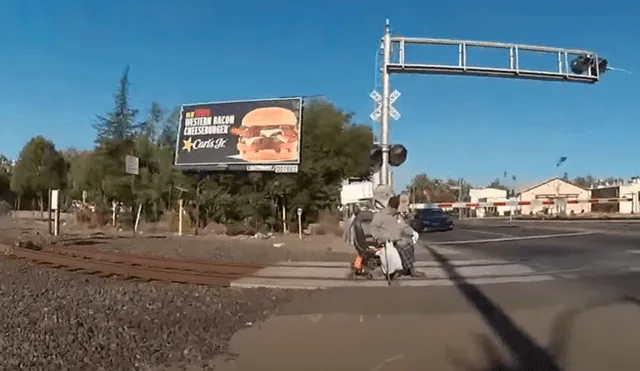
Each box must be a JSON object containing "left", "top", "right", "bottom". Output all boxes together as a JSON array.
[
  {"left": 429, "top": 231, "right": 597, "bottom": 245},
  {"left": 460, "top": 229, "right": 515, "bottom": 238}
]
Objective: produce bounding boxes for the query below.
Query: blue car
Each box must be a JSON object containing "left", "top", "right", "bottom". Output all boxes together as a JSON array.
[{"left": 411, "top": 208, "right": 454, "bottom": 232}]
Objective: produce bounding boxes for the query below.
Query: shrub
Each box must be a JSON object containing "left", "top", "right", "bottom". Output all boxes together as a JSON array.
[
  {"left": 225, "top": 222, "right": 257, "bottom": 236},
  {"left": 0, "top": 200, "right": 11, "bottom": 217},
  {"left": 163, "top": 209, "right": 191, "bottom": 234}
]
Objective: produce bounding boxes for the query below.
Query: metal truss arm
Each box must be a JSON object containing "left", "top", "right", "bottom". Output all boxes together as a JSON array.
[{"left": 389, "top": 36, "right": 603, "bottom": 83}]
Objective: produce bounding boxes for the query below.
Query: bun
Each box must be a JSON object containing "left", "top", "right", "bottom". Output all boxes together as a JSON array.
[
  {"left": 237, "top": 142, "right": 297, "bottom": 162},
  {"left": 242, "top": 107, "right": 297, "bottom": 127}
]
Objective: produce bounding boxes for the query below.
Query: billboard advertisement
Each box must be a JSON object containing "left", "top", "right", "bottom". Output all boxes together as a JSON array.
[{"left": 174, "top": 97, "right": 302, "bottom": 173}]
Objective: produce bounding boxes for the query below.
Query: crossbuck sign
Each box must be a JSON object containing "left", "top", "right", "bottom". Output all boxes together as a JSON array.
[{"left": 370, "top": 89, "right": 401, "bottom": 122}]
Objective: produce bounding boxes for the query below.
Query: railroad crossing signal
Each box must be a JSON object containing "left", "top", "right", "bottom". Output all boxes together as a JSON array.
[
  {"left": 370, "top": 143, "right": 407, "bottom": 169},
  {"left": 370, "top": 89, "right": 401, "bottom": 122}
]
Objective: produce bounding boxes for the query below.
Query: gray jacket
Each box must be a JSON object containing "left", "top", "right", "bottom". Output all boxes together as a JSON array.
[{"left": 370, "top": 207, "right": 414, "bottom": 242}]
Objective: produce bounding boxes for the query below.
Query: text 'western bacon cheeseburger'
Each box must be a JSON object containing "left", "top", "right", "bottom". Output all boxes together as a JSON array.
[{"left": 230, "top": 107, "right": 299, "bottom": 162}]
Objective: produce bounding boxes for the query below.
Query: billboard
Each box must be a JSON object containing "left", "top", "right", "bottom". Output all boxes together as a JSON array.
[{"left": 174, "top": 97, "right": 302, "bottom": 173}]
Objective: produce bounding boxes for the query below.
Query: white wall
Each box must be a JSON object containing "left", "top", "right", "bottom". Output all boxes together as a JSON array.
[
  {"left": 469, "top": 188, "right": 508, "bottom": 217},
  {"left": 518, "top": 179, "right": 591, "bottom": 215},
  {"left": 618, "top": 183, "right": 640, "bottom": 214}
]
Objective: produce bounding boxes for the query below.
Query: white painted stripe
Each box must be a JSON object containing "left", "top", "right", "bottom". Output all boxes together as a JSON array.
[
  {"left": 460, "top": 229, "right": 515, "bottom": 238},
  {"left": 456, "top": 264, "right": 535, "bottom": 277},
  {"left": 431, "top": 231, "right": 596, "bottom": 245},
  {"left": 275, "top": 259, "right": 511, "bottom": 268},
  {"left": 250, "top": 263, "right": 537, "bottom": 280},
  {"left": 425, "top": 246, "right": 463, "bottom": 255},
  {"left": 230, "top": 274, "right": 554, "bottom": 289}
]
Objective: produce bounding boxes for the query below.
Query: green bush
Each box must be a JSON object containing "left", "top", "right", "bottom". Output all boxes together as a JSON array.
[{"left": 225, "top": 222, "right": 257, "bottom": 236}]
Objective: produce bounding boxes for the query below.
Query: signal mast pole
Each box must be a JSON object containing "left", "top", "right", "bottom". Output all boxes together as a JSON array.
[{"left": 378, "top": 19, "right": 607, "bottom": 187}]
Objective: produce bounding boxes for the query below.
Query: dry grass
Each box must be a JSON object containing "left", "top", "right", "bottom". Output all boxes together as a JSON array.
[{"left": 310, "top": 209, "right": 343, "bottom": 236}]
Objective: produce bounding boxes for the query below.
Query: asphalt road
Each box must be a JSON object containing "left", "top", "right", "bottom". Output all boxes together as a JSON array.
[
  {"left": 216, "top": 221, "right": 640, "bottom": 371},
  {"left": 422, "top": 222, "right": 640, "bottom": 297}
]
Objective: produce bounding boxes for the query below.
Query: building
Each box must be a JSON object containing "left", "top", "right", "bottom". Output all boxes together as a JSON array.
[
  {"left": 591, "top": 178, "right": 640, "bottom": 214},
  {"left": 469, "top": 188, "right": 509, "bottom": 217},
  {"left": 516, "top": 178, "right": 591, "bottom": 216}
]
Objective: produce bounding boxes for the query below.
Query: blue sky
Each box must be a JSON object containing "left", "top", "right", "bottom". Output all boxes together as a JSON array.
[{"left": 1, "top": 0, "right": 638, "bottom": 189}]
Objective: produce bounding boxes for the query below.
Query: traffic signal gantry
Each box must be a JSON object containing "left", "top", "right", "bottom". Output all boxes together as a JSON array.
[{"left": 371, "top": 19, "right": 608, "bottom": 186}]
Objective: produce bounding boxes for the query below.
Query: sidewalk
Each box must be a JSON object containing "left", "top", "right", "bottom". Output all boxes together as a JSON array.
[{"left": 215, "top": 280, "right": 640, "bottom": 370}]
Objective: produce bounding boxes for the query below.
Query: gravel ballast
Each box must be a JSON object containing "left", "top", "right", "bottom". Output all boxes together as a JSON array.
[{"left": 0, "top": 257, "right": 305, "bottom": 371}]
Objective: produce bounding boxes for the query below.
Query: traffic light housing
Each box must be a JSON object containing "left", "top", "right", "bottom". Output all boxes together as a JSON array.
[
  {"left": 570, "top": 54, "right": 608, "bottom": 75},
  {"left": 369, "top": 144, "right": 408, "bottom": 170}
]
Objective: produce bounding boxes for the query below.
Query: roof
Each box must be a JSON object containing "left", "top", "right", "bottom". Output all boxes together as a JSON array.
[
  {"left": 470, "top": 187, "right": 506, "bottom": 192},
  {"left": 515, "top": 177, "right": 588, "bottom": 195}
]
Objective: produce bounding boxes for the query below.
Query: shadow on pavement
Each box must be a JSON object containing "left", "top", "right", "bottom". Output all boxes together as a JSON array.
[
  {"left": 427, "top": 245, "right": 566, "bottom": 370},
  {"left": 427, "top": 245, "right": 640, "bottom": 370}
]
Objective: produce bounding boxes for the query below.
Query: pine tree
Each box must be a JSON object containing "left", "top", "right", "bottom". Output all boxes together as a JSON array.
[{"left": 93, "top": 66, "right": 140, "bottom": 144}]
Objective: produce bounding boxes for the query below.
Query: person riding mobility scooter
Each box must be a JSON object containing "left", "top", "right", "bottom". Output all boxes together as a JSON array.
[{"left": 348, "top": 195, "right": 423, "bottom": 280}]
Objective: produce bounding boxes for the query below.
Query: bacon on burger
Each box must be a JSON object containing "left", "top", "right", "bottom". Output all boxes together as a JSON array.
[{"left": 230, "top": 107, "right": 299, "bottom": 162}]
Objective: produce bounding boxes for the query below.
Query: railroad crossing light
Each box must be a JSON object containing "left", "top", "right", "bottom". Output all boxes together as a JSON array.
[
  {"left": 570, "top": 54, "right": 608, "bottom": 75},
  {"left": 370, "top": 145, "right": 383, "bottom": 171},
  {"left": 369, "top": 144, "right": 408, "bottom": 169},
  {"left": 388, "top": 144, "right": 407, "bottom": 167}
]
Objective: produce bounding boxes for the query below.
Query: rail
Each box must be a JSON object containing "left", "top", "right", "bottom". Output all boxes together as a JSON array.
[{"left": 7, "top": 246, "right": 265, "bottom": 287}]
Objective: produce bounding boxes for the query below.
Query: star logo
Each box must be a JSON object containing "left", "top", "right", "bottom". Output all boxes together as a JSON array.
[{"left": 182, "top": 137, "right": 193, "bottom": 152}]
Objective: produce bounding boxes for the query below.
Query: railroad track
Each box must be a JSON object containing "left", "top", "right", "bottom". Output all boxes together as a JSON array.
[{"left": 7, "top": 245, "right": 265, "bottom": 287}]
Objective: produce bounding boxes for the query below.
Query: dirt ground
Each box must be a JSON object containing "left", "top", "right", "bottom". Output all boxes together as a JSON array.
[{"left": 0, "top": 216, "right": 356, "bottom": 265}]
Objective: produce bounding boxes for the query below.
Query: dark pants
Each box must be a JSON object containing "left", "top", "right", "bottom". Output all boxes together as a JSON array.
[{"left": 395, "top": 239, "right": 416, "bottom": 270}]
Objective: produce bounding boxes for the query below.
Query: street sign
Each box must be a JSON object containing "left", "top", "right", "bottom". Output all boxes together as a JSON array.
[
  {"left": 51, "top": 189, "right": 59, "bottom": 210},
  {"left": 369, "top": 89, "right": 401, "bottom": 122},
  {"left": 125, "top": 155, "right": 139, "bottom": 175}
]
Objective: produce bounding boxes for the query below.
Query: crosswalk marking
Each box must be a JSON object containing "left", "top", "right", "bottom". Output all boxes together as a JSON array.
[
  {"left": 252, "top": 262, "right": 535, "bottom": 280},
  {"left": 275, "top": 259, "right": 511, "bottom": 268},
  {"left": 231, "top": 274, "right": 555, "bottom": 289},
  {"left": 232, "top": 257, "right": 554, "bottom": 289}
]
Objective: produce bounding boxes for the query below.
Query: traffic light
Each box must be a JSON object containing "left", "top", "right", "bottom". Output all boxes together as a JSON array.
[
  {"left": 369, "top": 144, "right": 408, "bottom": 169},
  {"left": 570, "top": 54, "right": 608, "bottom": 75}
]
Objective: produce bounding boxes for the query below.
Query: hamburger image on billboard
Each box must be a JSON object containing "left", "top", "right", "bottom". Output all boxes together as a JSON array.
[
  {"left": 230, "top": 106, "right": 298, "bottom": 162},
  {"left": 174, "top": 97, "right": 301, "bottom": 170}
]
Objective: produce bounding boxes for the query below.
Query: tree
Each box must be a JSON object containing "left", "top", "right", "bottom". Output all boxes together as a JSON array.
[
  {"left": 487, "top": 178, "right": 508, "bottom": 190},
  {"left": 406, "top": 173, "right": 460, "bottom": 203},
  {"left": 6, "top": 73, "right": 376, "bottom": 234},
  {"left": 140, "top": 101, "right": 164, "bottom": 140},
  {"left": 93, "top": 66, "right": 140, "bottom": 143},
  {"left": 157, "top": 107, "right": 180, "bottom": 150},
  {"left": 189, "top": 100, "right": 375, "bottom": 230},
  {"left": 0, "top": 155, "right": 14, "bottom": 205},
  {"left": 90, "top": 66, "right": 141, "bottom": 210},
  {"left": 11, "top": 136, "right": 66, "bottom": 218}
]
